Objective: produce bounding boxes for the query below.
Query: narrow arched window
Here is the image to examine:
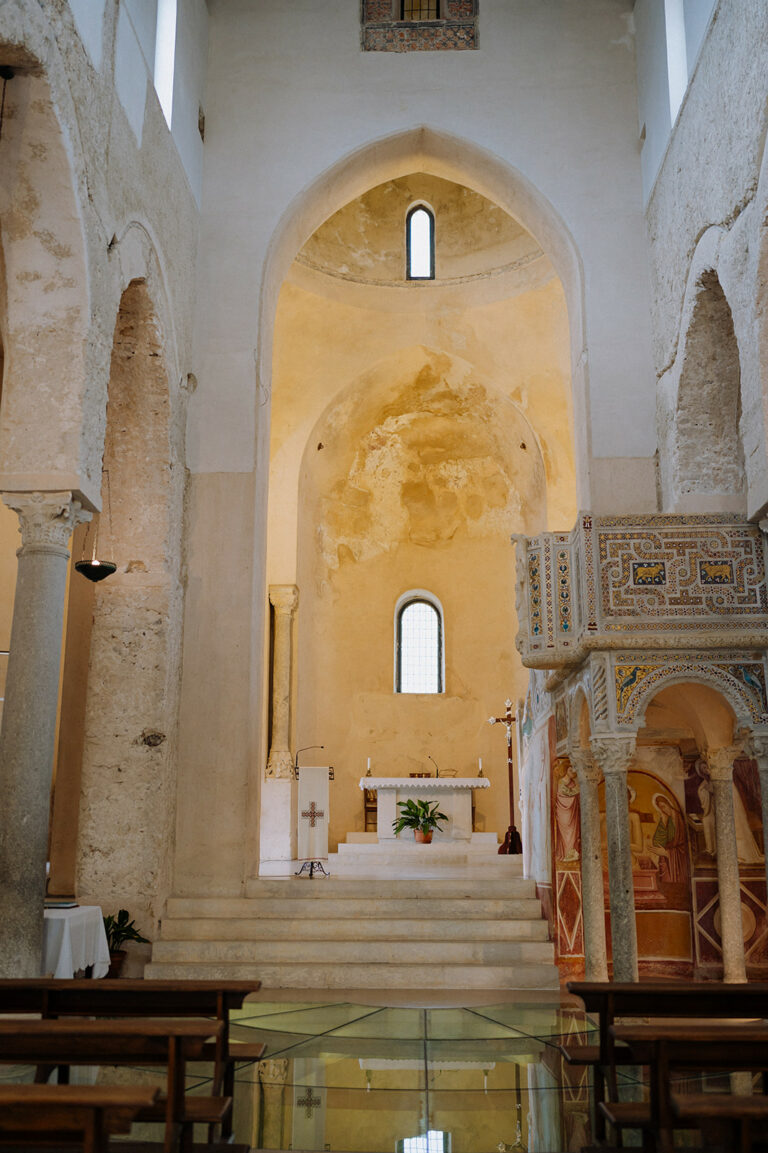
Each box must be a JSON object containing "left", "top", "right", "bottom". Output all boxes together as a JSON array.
[
  {"left": 406, "top": 206, "right": 435, "bottom": 280},
  {"left": 396, "top": 594, "right": 443, "bottom": 693}
]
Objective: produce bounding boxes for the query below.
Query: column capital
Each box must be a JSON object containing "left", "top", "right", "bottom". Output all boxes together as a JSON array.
[
  {"left": 258, "top": 1057, "right": 290, "bottom": 1086},
  {"left": 590, "top": 734, "right": 635, "bottom": 775},
  {"left": 705, "top": 745, "right": 743, "bottom": 781},
  {"left": 2, "top": 491, "right": 90, "bottom": 556},
  {"left": 269, "top": 583, "right": 299, "bottom": 614},
  {"left": 569, "top": 748, "right": 601, "bottom": 783}
]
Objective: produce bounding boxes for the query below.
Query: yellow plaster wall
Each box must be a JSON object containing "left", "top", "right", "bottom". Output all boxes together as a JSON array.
[{"left": 268, "top": 177, "right": 576, "bottom": 848}]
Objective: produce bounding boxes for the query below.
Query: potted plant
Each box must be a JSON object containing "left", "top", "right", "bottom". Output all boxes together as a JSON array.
[
  {"left": 103, "top": 909, "right": 149, "bottom": 977},
  {"left": 392, "top": 798, "right": 448, "bottom": 844}
]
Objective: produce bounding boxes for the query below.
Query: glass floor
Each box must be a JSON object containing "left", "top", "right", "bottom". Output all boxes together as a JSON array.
[{"left": 3, "top": 992, "right": 723, "bottom": 1151}]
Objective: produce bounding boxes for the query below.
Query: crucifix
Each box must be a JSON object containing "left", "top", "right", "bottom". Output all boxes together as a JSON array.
[
  {"left": 301, "top": 801, "right": 324, "bottom": 828},
  {"left": 296, "top": 1088, "right": 322, "bottom": 1119},
  {"left": 488, "top": 698, "right": 522, "bottom": 854}
]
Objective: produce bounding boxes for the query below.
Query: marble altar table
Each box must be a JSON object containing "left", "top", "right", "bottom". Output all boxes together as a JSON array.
[{"left": 360, "top": 776, "right": 491, "bottom": 842}]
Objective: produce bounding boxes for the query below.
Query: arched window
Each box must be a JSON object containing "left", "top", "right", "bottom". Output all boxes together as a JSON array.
[
  {"left": 402, "top": 1, "right": 440, "bottom": 18},
  {"left": 395, "top": 593, "right": 444, "bottom": 693},
  {"left": 406, "top": 205, "right": 435, "bottom": 280}
]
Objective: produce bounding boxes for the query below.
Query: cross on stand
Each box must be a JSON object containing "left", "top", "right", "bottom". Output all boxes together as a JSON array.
[
  {"left": 296, "top": 1088, "right": 322, "bottom": 1119},
  {"left": 488, "top": 698, "right": 522, "bottom": 854}
]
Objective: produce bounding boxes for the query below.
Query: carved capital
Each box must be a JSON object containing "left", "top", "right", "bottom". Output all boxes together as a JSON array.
[
  {"left": 265, "top": 749, "right": 294, "bottom": 780},
  {"left": 258, "top": 1058, "right": 290, "bottom": 1086},
  {"left": 569, "top": 748, "right": 601, "bottom": 783},
  {"left": 590, "top": 735, "right": 635, "bottom": 776},
  {"left": 269, "top": 583, "right": 298, "bottom": 616},
  {"left": 705, "top": 745, "right": 743, "bottom": 781},
  {"left": 2, "top": 491, "right": 91, "bottom": 556}
]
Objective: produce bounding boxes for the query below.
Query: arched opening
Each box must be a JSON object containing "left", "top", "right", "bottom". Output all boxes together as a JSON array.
[
  {"left": 596, "top": 681, "right": 765, "bottom": 979},
  {"left": 50, "top": 280, "right": 182, "bottom": 934},
  {"left": 268, "top": 166, "right": 577, "bottom": 859},
  {"left": 672, "top": 270, "right": 745, "bottom": 513}
]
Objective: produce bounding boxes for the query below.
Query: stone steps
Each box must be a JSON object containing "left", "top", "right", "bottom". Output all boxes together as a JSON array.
[
  {"left": 159, "top": 916, "right": 550, "bottom": 941},
  {"left": 144, "top": 959, "right": 559, "bottom": 990},
  {"left": 149, "top": 872, "right": 558, "bottom": 990}
]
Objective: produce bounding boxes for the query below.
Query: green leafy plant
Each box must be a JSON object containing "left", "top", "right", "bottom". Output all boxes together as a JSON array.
[
  {"left": 392, "top": 797, "right": 448, "bottom": 837},
  {"left": 103, "top": 909, "right": 149, "bottom": 953}
]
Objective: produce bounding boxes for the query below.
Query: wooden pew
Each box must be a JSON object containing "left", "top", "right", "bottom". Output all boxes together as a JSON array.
[
  {"left": 0, "top": 1084, "right": 161, "bottom": 1153},
  {"left": 0, "top": 979, "right": 265, "bottom": 1140},
  {"left": 604, "top": 1022, "right": 768, "bottom": 1153},
  {"left": 671, "top": 1091, "right": 768, "bottom": 1153},
  {"left": 562, "top": 980, "right": 768, "bottom": 1143},
  {"left": 0, "top": 1019, "right": 226, "bottom": 1153}
]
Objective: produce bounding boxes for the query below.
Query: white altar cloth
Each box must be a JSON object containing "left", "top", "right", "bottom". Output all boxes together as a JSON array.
[
  {"left": 43, "top": 905, "right": 110, "bottom": 979},
  {"left": 360, "top": 776, "right": 490, "bottom": 842}
]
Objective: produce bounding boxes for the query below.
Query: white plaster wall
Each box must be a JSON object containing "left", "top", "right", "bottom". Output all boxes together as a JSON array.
[{"left": 171, "top": 0, "right": 207, "bottom": 206}]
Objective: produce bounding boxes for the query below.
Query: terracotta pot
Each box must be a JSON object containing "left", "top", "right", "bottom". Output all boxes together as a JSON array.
[
  {"left": 414, "top": 829, "right": 433, "bottom": 844},
  {"left": 107, "top": 950, "right": 126, "bottom": 978}
]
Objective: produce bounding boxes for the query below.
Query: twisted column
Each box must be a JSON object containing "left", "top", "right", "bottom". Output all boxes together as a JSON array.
[
  {"left": 266, "top": 584, "right": 298, "bottom": 779},
  {"left": 569, "top": 749, "right": 608, "bottom": 981},
  {"left": 590, "top": 735, "right": 638, "bottom": 982},
  {"left": 0, "top": 492, "right": 90, "bottom": 976},
  {"left": 742, "top": 731, "right": 768, "bottom": 907},
  {"left": 706, "top": 746, "right": 747, "bottom": 982}
]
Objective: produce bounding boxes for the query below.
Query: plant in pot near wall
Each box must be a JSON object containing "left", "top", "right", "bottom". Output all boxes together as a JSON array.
[
  {"left": 392, "top": 798, "right": 448, "bottom": 844},
  {"left": 103, "top": 909, "right": 149, "bottom": 977}
]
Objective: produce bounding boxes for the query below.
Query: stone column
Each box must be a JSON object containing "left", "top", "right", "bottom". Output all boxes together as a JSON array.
[
  {"left": 266, "top": 584, "right": 298, "bottom": 779},
  {"left": 257, "top": 1058, "right": 290, "bottom": 1150},
  {"left": 590, "top": 735, "right": 638, "bottom": 982},
  {"left": 706, "top": 746, "right": 747, "bottom": 983},
  {"left": 0, "top": 491, "right": 90, "bottom": 976},
  {"left": 570, "top": 749, "right": 608, "bottom": 981},
  {"left": 743, "top": 732, "right": 768, "bottom": 907}
]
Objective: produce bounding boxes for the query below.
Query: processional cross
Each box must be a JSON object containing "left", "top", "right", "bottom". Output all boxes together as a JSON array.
[{"left": 488, "top": 698, "right": 522, "bottom": 854}]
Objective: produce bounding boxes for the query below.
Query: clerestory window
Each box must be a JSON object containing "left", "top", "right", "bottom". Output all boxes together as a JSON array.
[
  {"left": 406, "top": 205, "right": 435, "bottom": 280},
  {"left": 395, "top": 593, "right": 444, "bottom": 693},
  {"left": 402, "top": 1, "right": 440, "bottom": 18}
]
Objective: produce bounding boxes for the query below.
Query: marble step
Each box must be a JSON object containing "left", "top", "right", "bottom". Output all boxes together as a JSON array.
[
  {"left": 166, "top": 895, "right": 543, "bottom": 920},
  {"left": 151, "top": 937, "right": 555, "bottom": 965},
  {"left": 159, "top": 916, "right": 551, "bottom": 941},
  {"left": 245, "top": 875, "right": 528, "bottom": 897},
  {"left": 144, "top": 958, "right": 560, "bottom": 990}
]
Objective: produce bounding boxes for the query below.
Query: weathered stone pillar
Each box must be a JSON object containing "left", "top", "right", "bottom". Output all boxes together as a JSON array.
[
  {"left": 0, "top": 492, "right": 90, "bottom": 976},
  {"left": 590, "top": 735, "right": 638, "bottom": 982},
  {"left": 257, "top": 1058, "right": 290, "bottom": 1150},
  {"left": 706, "top": 746, "right": 747, "bottom": 983},
  {"left": 743, "top": 732, "right": 768, "bottom": 908},
  {"left": 570, "top": 749, "right": 608, "bottom": 981},
  {"left": 266, "top": 584, "right": 298, "bottom": 779}
]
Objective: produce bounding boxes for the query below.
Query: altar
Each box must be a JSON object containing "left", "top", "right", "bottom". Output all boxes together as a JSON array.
[{"left": 361, "top": 776, "right": 491, "bottom": 842}]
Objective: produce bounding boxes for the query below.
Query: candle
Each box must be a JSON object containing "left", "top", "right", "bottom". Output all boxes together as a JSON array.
[
  {"left": 478, "top": 757, "right": 483, "bottom": 771},
  {"left": 367, "top": 757, "right": 371, "bottom": 769}
]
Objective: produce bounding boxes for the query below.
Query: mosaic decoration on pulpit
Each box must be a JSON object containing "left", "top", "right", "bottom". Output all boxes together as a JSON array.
[{"left": 612, "top": 652, "right": 768, "bottom": 727}]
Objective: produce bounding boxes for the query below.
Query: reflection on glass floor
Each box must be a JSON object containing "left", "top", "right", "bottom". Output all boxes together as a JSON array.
[{"left": 225, "top": 997, "right": 602, "bottom": 1152}]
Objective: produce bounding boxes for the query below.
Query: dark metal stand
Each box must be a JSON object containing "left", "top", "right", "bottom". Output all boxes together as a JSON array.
[{"left": 295, "top": 860, "right": 330, "bottom": 878}]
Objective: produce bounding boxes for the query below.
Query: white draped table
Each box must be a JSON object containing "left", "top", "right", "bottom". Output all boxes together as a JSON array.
[
  {"left": 360, "top": 776, "right": 490, "bottom": 842},
  {"left": 43, "top": 906, "right": 111, "bottom": 978}
]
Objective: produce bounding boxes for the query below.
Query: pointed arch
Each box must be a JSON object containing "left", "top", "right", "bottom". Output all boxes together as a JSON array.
[{"left": 258, "top": 126, "right": 588, "bottom": 505}]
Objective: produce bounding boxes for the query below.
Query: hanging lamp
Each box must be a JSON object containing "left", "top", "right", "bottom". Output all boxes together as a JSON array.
[{"left": 75, "top": 470, "right": 117, "bottom": 582}]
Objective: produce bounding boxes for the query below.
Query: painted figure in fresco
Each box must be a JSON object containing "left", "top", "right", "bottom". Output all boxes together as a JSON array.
[
  {"left": 555, "top": 761, "right": 581, "bottom": 862},
  {"left": 651, "top": 794, "right": 688, "bottom": 883},
  {"left": 691, "top": 759, "right": 717, "bottom": 855},
  {"left": 627, "top": 785, "right": 644, "bottom": 867},
  {"left": 732, "top": 783, "right": 764, "bottom": 863}
]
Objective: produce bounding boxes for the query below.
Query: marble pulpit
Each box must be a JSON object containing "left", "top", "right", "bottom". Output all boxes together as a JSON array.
[{"left": 364, "top": 776, "right": 490, "bottom": 842}]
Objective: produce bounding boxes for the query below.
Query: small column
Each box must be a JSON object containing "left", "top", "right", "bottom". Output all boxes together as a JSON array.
[
  {"left": 590, "top": 735, "right": 638, "bottom": 982},
  {"left": 256, "top": 1058, "right": 290, "bottom": 1150},
  {"left": 0, "top": 491, "right": 90, "bottom": 977},
  {"left": 706, "top": 746, "right": 747, "bottom": 983},
  {"left": 569, "top": 749, "right": 608, "bottom": 981},
  {"left": 266, "top": 584, "right": 299, "bottom": 779},
  {"left": 743, "top": 732, "right": 768, "bottom": 906}
]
